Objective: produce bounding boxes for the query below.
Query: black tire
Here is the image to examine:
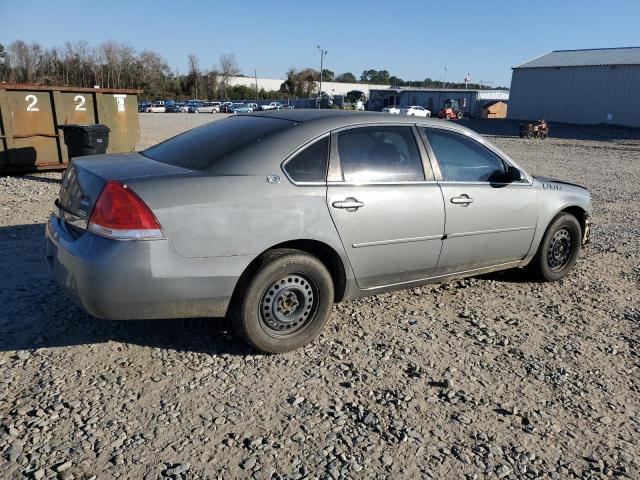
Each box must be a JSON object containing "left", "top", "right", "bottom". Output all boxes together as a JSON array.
[
  {"left": 529, "top": 213, "right": 582, "bottom": 281},
  {"left": 526, "top": 131, "right": 533, "bottom": 139},
  {"left": 229, "top": 249, "right": 334, "bottom": 353},
  {"left": 540, "top": 132, "right": 547, "bottom": 139}
]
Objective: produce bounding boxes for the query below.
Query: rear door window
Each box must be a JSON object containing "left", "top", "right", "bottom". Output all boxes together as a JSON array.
[
  {"left": 337, "top": 126, "right": 424, "bottom": 182},
  {"left": 423, "top": 128, "right": 508, "bottom": 182},
  {"left": 143, "top": 116, "right": 295, "bottom": 170},
  {"left": 284, "top": 136, "right": 329, "bottom": 183}
]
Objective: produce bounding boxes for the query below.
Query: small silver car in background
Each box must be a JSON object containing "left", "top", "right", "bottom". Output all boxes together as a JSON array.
[
  {"left": 46, "top": 111, "right": 591, "bottom": 353},
  {"left": 193, "top": 101, "right": 221, "bottom": 114}
]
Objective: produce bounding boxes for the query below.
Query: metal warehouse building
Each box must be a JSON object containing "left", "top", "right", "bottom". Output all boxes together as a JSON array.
[{"left": 508, "top": 47, "right": 640, "bottom": 127}]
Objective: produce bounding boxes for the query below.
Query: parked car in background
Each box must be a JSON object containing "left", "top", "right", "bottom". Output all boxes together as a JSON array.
[
  {"left": 400, "top": 105, "right": 431, "bottom": 117},
  {"left": 47, "top": 111, "right": 591, "bottom": 353},
  {"left": 164, "top": 102, "right": 181, "bottom": 113},
  {"left": 260, "top": 102, "right": 282, "bottom": 111},
  {"left": 145, "top": 102, "right": 166, "bottom": 113},
  {"left": 193, "top": 102, "right": 220, "bottom": 113},
  {"left": 246, "top": 103, "right": 258, "bottom": 111},
  {"left": 138, "top": 102, "right": 151, "bottom": 113},
  {"left": 230, "top": 103, "right": 251, "bottom": 113},
  {"left": 281, "top": 104, "right": 295, "bottom": 109},
  {"left": 382, "top": 105, "right": 401, "bottom": 114},
  {"left": 220, "top": 103, "right": 234, "bottom": 113},
  {"left": 185, "top": 102, "right": 202, "bottom": 113}
]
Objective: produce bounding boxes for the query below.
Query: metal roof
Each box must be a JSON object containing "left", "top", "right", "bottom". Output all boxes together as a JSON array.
[{"left": 514, "top": 47, "right": 640, "bottom": 69}]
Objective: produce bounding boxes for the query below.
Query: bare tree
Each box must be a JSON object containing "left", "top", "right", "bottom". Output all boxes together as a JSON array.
[
  {"left": 187, "top": 53, "right": 199, "bottom": 98},
  {"left": 8, "top": 40, "right": 41, "bottom": 83},
  {"left": 139, "top": 50, "right": 170, "bottom": 99},
  {"left": 0, "top": 43, "right": 8, "bottom": 82},
  {"left": 218, "top": 53, "right": 239, "bottom": 99}
]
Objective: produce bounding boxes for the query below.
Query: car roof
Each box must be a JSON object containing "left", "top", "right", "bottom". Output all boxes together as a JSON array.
[
  {"left": 244, "top": 110, "right": 464, "bottom": 131},
  {"left": 201, "top": 110, "right": 527, "bottom": 181}
]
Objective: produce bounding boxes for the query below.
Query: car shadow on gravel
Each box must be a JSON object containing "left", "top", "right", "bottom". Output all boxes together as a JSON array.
[
  {"left": 21, "top": 174, "right": 62, "bottom": 185},
  {"left": 477, "top": 269, "right": 533, "bottom": 284},
  {"left": 0, "top": 223, "right": 255, "bottom": 356},
  {"left": 2, "top": 311, "right": 256, "bottom": 356}
]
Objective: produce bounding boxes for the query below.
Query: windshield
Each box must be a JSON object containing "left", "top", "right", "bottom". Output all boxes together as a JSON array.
[{"left": 142, "top": 116, "right": 295, "bottom": 170}]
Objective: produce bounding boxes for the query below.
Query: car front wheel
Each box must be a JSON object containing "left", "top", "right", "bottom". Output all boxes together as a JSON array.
[
  {"left": 230, "top": 249, "right": 334, "bottom": 353},
  {"left": 529, "top": 213, "right": 582, "bottom": 281}
]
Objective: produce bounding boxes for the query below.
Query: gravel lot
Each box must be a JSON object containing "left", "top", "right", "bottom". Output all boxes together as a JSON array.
[{"left": 1, "top": 114, "right": 639, "bottom": 479}]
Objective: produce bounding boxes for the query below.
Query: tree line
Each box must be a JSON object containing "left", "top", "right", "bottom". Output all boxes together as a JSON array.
[{"left": 0, "top": 40, "right": 506, "bottom": 101}]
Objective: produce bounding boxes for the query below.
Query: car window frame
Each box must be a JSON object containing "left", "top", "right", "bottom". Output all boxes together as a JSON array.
[
  {"left": 418, "top": 125, "right": 532, "bottom": 185},
  {"left": 328, "top": 123, "right": 435, "bottom": 185},
  {"left": 280, "top": 133, "right": 331, "bottom": 186}
]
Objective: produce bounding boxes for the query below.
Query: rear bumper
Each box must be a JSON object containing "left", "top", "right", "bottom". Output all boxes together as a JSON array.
[{"left": 45, "top": 215, "right": 254, "bottom": 320}]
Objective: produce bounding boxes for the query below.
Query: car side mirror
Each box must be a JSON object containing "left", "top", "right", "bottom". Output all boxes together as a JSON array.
[{"left": 507, "top": 165, "right": 523, "bottom": 182}]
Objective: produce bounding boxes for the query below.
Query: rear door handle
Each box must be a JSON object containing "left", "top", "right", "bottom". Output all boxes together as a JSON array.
[
  {"left": 332, "top": 197, "right": 364, "bottom": 212},
  {"left": 450, "top": 194, "right": 473, "bottom": 206}
]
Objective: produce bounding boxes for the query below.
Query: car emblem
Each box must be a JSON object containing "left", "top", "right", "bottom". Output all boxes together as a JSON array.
[{"left": 266, "top": 175, "right": 281, "bottom": 184}]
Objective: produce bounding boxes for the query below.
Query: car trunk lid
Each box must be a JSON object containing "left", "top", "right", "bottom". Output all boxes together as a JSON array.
[{"left": 56, "top": 152, "right": 193, "bottom": 229}]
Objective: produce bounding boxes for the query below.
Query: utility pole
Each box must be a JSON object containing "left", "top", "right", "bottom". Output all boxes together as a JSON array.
[
  {"left": 317, "top": 45, "right": 327, "bottom": 109},
  {"left": 254, "top": 69, "right": 258, "bottom": 102}
]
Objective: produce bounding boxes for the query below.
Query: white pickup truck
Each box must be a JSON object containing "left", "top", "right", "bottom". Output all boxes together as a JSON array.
[{"left": 259, "top": 102, "right": 282, "bottom": 111}]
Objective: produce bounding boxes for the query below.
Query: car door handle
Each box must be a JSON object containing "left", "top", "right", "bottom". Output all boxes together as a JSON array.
[
  {"left": 450, "top": 194, "right": 473, "bottom": 206},
  {"left": 332, "top": 197, "right": 364, "bottom": 211}
]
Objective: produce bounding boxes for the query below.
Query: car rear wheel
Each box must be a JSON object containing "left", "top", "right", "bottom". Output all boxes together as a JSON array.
[
  {"left": 529, "top": 213, "right": 582, "bottom": 281},
  {"left": 229, "top": 249, "right": 334, "bottom": 353}
]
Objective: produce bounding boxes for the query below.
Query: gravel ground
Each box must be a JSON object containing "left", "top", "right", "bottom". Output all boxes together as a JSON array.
[{"left": 1, "top": 115, "right": 638, "bottom": 480}]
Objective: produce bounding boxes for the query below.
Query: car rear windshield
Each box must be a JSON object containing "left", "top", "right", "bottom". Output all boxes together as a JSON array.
[{"left": 142, "top": 116, "right": 295, "bottom": 170}]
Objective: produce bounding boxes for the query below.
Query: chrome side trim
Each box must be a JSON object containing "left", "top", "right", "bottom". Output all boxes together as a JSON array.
[
  {"left": 327, "top": 180, "right": 439, "bottom": 186},
  {"left": 438, "top": 180, "right": 533, "bottom": 186},
  {"left": 358, "top": 260, "right": 522, "bottom": 291},
  {"left": 353, "top": 234, "right": 442, "bottom": 248},
  {"left": 446, "top": 225, "right": 535, "bottom": 238}
]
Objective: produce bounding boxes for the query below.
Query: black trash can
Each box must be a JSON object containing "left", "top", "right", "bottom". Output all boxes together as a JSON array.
[{"left": 59, "top": 124, "right": 110, "bottom": 159}]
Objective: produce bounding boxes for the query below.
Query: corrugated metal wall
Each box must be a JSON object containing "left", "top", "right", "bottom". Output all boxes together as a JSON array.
[{"left": 508, "top": 65, "right": 640, "bottom": 126}]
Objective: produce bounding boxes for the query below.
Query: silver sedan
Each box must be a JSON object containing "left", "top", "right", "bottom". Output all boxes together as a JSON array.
[{"left": 46, "top": 111, "right": 592, "bottom": 353}]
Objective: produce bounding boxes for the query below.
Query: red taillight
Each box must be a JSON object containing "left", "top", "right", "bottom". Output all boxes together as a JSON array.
[{"left": 88, "top": 180, "right": 164, "bottom": 240}]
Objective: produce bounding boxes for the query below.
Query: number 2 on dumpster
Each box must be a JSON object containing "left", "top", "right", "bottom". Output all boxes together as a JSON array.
[
  {"left": 74, "top": 95, "right": 87, "bottom": 111},
  {"left": 25, "top": 94, "right": 39, "bottom": 112}
]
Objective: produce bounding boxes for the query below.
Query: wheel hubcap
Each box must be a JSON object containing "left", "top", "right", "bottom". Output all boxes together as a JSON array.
[
  {"left": 547, "top": 228, "right": 573, "bottom": 270},
  {"left": 260, "top": 274, "right": 315, "bottom": 333}
]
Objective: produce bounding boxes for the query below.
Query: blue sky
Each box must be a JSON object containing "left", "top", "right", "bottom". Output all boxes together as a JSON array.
[{"left": 2, "top": 0, "right": 639, "bottom": 87}]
